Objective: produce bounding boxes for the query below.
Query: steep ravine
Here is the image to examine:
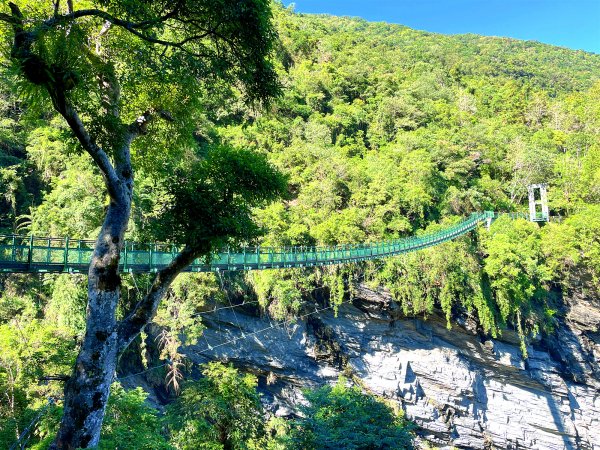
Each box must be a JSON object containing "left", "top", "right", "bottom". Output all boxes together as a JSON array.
[{"left": 174, "top": 283, "right": 600, "bottom": 450}]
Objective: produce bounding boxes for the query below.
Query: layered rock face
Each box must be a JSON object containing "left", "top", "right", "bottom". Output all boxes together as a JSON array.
[{"left": 186, "top": 284, "right": 600, "bottom": 450}]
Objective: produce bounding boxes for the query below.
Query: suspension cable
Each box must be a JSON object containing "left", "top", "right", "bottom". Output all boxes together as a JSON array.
[
  {"left": 118, "top": 299, "right": 349, "bottom": 379},
  {"left": 9, "top": 398, "right": 56, "bottom": 450}
]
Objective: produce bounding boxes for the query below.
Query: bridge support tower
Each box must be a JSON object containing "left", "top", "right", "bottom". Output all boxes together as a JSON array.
[{"left": 528, "top": 184, "right": 549, "bottom": 222}]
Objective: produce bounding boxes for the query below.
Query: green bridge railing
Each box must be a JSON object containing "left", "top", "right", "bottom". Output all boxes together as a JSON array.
[{"left": 0, "top": 211, "right": 496, "bottom": 274}]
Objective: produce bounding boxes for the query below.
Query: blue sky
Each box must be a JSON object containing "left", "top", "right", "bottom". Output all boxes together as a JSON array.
[{"left": 283, "top": 0, "right": 600, "bottom": 54}]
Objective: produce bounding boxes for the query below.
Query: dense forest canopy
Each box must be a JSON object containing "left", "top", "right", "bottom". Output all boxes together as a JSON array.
[{"left": 1, "top": 2, "right": 600, "bottom": 448}]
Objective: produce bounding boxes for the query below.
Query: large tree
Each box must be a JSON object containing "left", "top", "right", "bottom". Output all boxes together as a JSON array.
[{"left": 0, "top": 0, "right": 283, "bottom": 448}]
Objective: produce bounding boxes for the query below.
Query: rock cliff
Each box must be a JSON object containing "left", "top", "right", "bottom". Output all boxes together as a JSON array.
[{"left": 182, "top": 283, "right": 599, "bottom": 450}]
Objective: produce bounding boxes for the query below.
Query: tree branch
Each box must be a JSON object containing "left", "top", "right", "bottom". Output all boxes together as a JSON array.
[
  {"left": 2, "top": 1, "right": 216, "bottom": 60},
  {"left": 128, "top": 109, "right": 175, "bottom": 138},
  {"left": 58, "top": 97, "right": 123, "bottom": 200},
  {"left": 4, "top": 2, "right": 123, "bottom": 202},
  {"left": 39, "top": 4, "right": 215, "bottom": 56},
  {"left": 95, "top": 21, "right": 111, "bottom": 54},
  {"left": 2, "top": 3, "right": 23, "bottom": 28},
  {"left": 0, "top": 11, "right": 19, "bottom": 25},
  {"left": 40, "top": 375, "right": 70, "bottom": 382},
  {"left": 116, "top": 246, "right": 200, "bottom": 352},
  {"left": 44, "top": 7, "right": 181, "bottom": 31}
]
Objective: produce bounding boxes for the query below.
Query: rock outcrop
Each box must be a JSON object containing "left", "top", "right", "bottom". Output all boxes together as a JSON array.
[{"left": 184, "top": 283, "right": 600, "bottom": 450}]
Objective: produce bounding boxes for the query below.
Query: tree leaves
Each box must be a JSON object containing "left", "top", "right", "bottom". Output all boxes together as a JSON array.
[{"left": 150, "top": 144, "right": 287, "bottom": 253}]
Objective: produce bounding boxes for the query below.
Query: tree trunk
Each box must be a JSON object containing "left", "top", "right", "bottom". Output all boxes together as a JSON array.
[
  {"left": 2, "top": 6, "right": 205, "bottom": 447},
  {"left": 51, "top": 198, "right": 131, "bottom": 449},
  {"left": 49, "top": 182, "right": 198, "bottom": 448}
]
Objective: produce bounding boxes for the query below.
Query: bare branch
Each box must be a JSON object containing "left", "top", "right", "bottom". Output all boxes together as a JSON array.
[
  {"left": 44, "top": 7, "right": 180, "bottom": 31},
  {"left": 39, "top": 4, "right": 214, "bottom": 56},
  {"left": 95, "top": 20, "right": 111, "bottom": 54}
]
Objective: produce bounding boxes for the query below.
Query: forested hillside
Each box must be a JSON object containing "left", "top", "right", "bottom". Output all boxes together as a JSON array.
[
  {"left": 228, "top": 8, "right": 600, "bottom": 351},
  {"left": 1, "top": 2, "right": 599, "bottom": 448}
]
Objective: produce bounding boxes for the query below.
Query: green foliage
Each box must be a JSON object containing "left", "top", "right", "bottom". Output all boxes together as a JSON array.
[
  {"left": 150, "top": 273, "right": 226, "bottom": 391},
  {"left": 0, "top": 4, "right": 599, "bottom": 447},
  {"left": 248, "top": 268, "right": 312, "bottom": 319},
  {"left": 221, "top": 8, "right": 600, "bottom": 347},
  {"left": 0, "top": 275, "right": 41, "bottom": 322},
  {"left": 0, "top": 320, "right": 76, "bottom": 449},
  {"left": 481, "top": 217, "right": 552, "bottom": 354},
  {"left": 99, "top": 383, "right": 173, "bottom": 450},
  {"left": 151, "top": 145, "right": 287, "bottom": 253},
  {"left": 166, "top": 362, "right": 264, "bottom": 450},
  {"left": 31, "top": 156, "right": 105, "bottom": 238},
  {"left": 165, "top": 371, "right": 415, "bottom": 450},
  {"left": 0, "top": 81, "right": 32, "bottom": 234},
  {"left": 155, "top": 273, "right": 222, "bottom": 347},
  {"left": 543, "top": 205, "right": 600, "bottom": 290},
  {"left": 25, "top": 118, "right": 72, "bottom": 182},
  {"left": 45, "top": 274, "right": 87, "bottom": 335},
  {"left": 247, "top": 417, "right": 290, "bottom": 450},
  {"left": 5, "top": 3, "right": 597, "bottom": 342},
  {"left": 289, "top": 378, "right": 414, "bottom": 450},
  {"left": 372, "top": 220, "right": 497, "bottom": 334},
  {"left": 317, "top": 265, "right": 356, "bottom": 315}
]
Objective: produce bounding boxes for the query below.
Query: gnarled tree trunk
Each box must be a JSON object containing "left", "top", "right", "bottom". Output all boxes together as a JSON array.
[{"left": 52, "top": 199, "right": 131, "bottom": 448}]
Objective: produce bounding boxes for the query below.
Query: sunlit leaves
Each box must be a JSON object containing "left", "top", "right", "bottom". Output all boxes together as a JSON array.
[
  {"left": 290, "top": 378, "right": 414, "bottom": 450},
  {"left": 166, "top": 362, "right": 263, "bottom": 450},
  {"left": 99, "top": 383, "right": 172, "bottom": 450},
  {"left": 150, "top": 145, "right": 287, "bottom": 252}
]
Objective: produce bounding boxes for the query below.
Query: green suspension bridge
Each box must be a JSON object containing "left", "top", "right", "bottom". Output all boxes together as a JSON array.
[{"left": 0, "top": 211, "right": 540, "bottom": 274}]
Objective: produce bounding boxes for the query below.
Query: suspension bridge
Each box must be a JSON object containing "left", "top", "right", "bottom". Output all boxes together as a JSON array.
[{"left": 0, "top": 211, "right": 532, "bottom": 274}]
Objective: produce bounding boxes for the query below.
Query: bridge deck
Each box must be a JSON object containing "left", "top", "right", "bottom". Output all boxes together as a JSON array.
[{"left": 0, "top": 212, "right": 496, "bottom": 273}]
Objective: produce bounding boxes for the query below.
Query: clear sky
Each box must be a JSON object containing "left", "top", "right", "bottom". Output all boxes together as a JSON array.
[{"left": 283, "top": 0, "right": 600, "bottom": 54}]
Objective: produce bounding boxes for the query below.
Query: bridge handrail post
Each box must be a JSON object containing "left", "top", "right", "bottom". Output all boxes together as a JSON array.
[
  {"left": 27, "top": 235, "right": 34, "bottom": 270},
  {"left": 123, "top": 242, "right": 128, "bottom": 272},
  {"left": 46, "top": 238, "right": 51, "bottom": 266},
  {"left": 11, "top": 235, "right": 16, "bottom": 262},
  {"left": 64, "top": 237, "right": 69, "bottom": 271},
  {"left": 149, "top": 243, "right": 154, "bottom": 271}
]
